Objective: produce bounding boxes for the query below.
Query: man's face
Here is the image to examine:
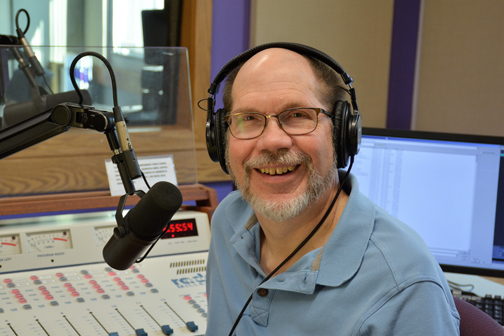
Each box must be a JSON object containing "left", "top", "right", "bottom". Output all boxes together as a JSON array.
[{"left": 226, "top": 49, "right": 337, "bottom": 222}]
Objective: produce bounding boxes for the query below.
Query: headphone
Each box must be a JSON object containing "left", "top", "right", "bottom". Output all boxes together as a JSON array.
[{"left": 205, "top": 42, "right": 362, "bottom": 175}]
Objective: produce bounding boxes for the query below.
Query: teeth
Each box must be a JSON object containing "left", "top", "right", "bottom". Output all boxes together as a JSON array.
[{"left": 258, "top": 166, "right": 296, "bottom": 175}]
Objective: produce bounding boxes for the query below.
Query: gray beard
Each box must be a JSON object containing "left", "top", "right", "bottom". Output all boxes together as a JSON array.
[{"left": 226, "top": 148, "right": 337, "bottom": 222}]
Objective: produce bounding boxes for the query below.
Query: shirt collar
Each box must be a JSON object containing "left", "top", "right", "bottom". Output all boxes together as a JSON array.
[{"left": 226, "top": 172, "right": 376, "bottom": 290}]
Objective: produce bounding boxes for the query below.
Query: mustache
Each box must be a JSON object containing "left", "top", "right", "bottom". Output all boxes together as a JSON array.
[{"left": 243, "top": 149, "right": 311, "bottom": 172}]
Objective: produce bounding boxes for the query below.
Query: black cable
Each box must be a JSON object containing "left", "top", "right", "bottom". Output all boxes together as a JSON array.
[
  {"left": 227, "top": 157, "right": 355, "bottom": 336},
  {"left": 141, "top": 171, "right": 152, "bottom": 189},
  {"left": 15, "top": 9, "right": 30, "bottom": 36},
  {"left": 68, "top": 51, "right": 150, "bottom": 191},
  {"left": 69, "top": 51, "right": 118, "bottom": 107}
]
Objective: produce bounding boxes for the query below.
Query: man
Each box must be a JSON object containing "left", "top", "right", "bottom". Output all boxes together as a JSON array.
[{"left": 205, "top": 44, "right": 460, "bottom": 335}]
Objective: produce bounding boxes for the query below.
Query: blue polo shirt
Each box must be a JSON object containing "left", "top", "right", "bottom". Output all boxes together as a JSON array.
[{"left": 205, "top": 172, "right": 460, "bottom": 335}]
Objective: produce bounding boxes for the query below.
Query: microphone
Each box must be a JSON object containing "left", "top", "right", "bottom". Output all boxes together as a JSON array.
[
  {"left": 9, "top": 46, "right": 38, "bottom": 90},
  {"left": 103, "top": 181, "right": 183, "bottom": 270},
  {"left": 16, "top": 27, "right": 44, "bottom": 76},
  {"left": 2, "top": 90, "right": 92, "bottom": 128}
]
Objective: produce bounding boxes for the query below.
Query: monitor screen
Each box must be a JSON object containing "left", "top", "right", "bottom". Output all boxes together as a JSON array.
[{"left": 352, "top": 128, "right": 504, "bottom": 277}]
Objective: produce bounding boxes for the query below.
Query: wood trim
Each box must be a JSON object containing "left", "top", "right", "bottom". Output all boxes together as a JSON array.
[
  {"left": 180, "top": 0, "right": 213, "bottom": 148},
  {"left": 0, "top": 184, "right": 218, "bottom": 220}
]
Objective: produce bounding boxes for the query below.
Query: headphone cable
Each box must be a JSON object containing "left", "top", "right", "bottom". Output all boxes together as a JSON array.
[{"left": 227, "top": 157, "right": 354, "bottom": 336}]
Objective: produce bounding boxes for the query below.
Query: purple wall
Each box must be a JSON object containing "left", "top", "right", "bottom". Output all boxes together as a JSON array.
[
  {"left": 386, "top": 0, "right": 422, "bottom": 130},
  {"left": 210, "top": 0, "right": 250, "bottom": 111}
]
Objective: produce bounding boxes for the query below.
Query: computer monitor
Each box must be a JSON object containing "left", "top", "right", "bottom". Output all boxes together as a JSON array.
[{"left": 353, "top": 127, "right": 504, "bottom": 277}]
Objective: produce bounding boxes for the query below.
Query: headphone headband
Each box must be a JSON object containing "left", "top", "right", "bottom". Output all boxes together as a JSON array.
[
  {"left": 208, "top": 42, "right": 354, "bottom": 96},
  {"left": 205, "top": 42, "right": 362, "bottom": 174}
]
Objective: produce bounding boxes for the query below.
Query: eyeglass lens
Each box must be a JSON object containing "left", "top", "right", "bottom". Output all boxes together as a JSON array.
[{"left": 228, "top": 108, "right": 321, "bottom": 139}]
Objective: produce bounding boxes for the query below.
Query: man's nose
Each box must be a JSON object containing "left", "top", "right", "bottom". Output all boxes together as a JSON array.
[{"left": 256, "top": 117, "right": 293, "bottom": 151}]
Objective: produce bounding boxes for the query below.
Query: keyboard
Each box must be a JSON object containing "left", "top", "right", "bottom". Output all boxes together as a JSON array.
[{"left": 457, "top": 293, "right": 503, "bottom": 325}]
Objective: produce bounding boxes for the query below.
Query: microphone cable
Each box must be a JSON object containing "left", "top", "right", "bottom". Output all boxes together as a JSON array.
[{"left": 227, "top": 156, "right": 355, "bottom": 336}]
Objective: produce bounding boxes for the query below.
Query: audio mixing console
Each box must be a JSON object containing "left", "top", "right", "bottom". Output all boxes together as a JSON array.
[{"left": 0, "top": 210, "right": 211, "bottom": 336}]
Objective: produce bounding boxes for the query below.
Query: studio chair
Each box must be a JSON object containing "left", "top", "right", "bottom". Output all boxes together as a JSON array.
[{"left": 453, "top": 296, "right": 504, "bottom": 335}]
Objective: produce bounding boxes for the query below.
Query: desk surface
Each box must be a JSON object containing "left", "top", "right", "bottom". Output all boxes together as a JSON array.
[{"left": 445, "top": 273, "right": 504, "bottom": 297}]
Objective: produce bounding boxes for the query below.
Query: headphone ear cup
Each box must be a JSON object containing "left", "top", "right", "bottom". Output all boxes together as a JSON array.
[
  {"left": 214, "top": 108, "right": 230, "bottom": 174},
  {"left": 206, "top": 117, "right": 219, "bottom": 163},
  {"left": 347, "top": 111, "right": 362, "bottom": 158},
  {"left": 332, "top": 101, "right": 350, "bottom": 169}
]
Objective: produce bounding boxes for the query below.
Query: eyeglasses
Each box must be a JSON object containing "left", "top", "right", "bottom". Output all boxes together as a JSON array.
[{"left": 225, "top": 107, "right": 331, "bottom": 140}]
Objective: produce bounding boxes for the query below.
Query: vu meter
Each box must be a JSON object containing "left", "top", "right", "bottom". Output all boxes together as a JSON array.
[
  {"left": 26, "top": 230, "right": 73, "bottom": 253},
  {"left": 0, "top": 234, "right": 21, "bottom": 256},
  {"left": 94, "top": 225, "right": 115, "bottom": 246}
]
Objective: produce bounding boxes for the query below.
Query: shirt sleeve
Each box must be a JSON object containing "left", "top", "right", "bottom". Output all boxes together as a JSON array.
[{"left": 357, "top": 280, "right": 460, "bottom": 336}]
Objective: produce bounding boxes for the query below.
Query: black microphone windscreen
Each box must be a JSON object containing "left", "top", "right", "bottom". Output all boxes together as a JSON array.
[{"left": 126, "top": 181, "right": 183, "bottom": 239}]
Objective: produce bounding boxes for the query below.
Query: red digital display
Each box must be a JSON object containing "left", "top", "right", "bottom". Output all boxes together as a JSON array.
[{"left": 161, "top": 218, "right": 199, "bottom": 239}]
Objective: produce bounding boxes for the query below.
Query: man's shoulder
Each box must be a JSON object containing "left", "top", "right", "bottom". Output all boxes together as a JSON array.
[{"left": 368, "top": 206, "right": 444, "bottom": 280}]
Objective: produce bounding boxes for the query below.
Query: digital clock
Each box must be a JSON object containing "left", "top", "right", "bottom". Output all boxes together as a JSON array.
[{"left": 162, "top": 218, "right": 199, "bottom": 239}]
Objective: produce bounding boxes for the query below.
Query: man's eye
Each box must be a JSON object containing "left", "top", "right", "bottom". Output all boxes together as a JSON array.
[
  {"left": 287, "top": 111, "right": 311, "bottom": 119},
  {"left": 239, "top": 114, "right": 261, "bottom": 122}
]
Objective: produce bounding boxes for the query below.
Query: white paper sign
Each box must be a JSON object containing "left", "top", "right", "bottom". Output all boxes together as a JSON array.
[{"left": 105, "top": 155, "right": 177, "bottom": 196}]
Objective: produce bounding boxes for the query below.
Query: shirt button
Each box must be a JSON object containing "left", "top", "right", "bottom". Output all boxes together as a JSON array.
[{"left": 257, "top": 288, "right": 269, "bottom": 297}]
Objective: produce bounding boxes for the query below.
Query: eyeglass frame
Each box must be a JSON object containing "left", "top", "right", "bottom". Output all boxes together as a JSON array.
[{"left": 225, "top": 107, "right": 332, "bottom": 140}]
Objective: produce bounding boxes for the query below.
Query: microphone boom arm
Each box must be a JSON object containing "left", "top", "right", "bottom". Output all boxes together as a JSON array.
[
  {"left": 50, "top": 102, "right": 143, "bottom": 196},
  {"left": 0, "top": 102, "right": 143, "bottom": 196}
]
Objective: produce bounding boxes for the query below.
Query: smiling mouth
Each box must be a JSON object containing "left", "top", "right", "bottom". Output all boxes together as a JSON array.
[{"left": 257, "top": 165, "right": 297, "bottom": 176}]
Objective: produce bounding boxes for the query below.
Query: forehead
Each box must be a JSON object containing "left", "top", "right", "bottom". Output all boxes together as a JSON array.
[{"left": 231, "top": 49, "right": 322, "bottom": 111}]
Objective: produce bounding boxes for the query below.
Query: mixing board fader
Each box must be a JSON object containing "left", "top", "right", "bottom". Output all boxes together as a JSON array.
[{"left": 0, "top": 210, "right": 210, "bottom": 335}]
